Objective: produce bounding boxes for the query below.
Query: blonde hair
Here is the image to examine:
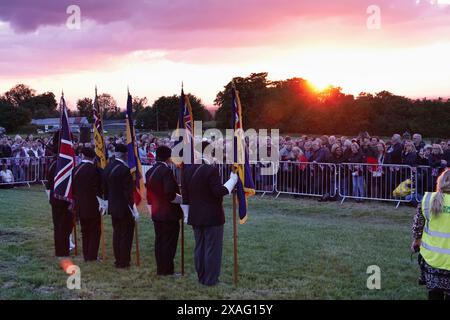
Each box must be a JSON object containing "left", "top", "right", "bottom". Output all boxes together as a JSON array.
[
  {"left": 431, "top": 169, "right": 450, "bottom": 216},
  {"left": 432, "top": 144, "right": 443, "bottom": 155}
]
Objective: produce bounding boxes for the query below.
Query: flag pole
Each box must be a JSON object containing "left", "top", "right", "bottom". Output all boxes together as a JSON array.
[
  {"left": 96, "top": 85, "right": 107, "bottom": 261},
  {"left": 180, "top": 165, "right": 185, "bottom": 276},
  {"left": 180, "top": 83, "right": 186, "bottom": 276},
  {"left": 232, "top": 189, "right": 238, "bottom": 286}
]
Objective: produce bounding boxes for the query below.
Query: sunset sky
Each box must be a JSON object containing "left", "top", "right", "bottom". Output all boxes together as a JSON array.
[{"left": 0, "top": 0, "right": 449, "bottom": 109}]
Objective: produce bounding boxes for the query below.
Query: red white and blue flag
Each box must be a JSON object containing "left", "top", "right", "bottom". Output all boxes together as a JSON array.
[
  {"left": 53, "top": 94, "right": 75, "bottom": 205},
  {"left": 176, "top": 87, "right": 195, "bottom": 164}
]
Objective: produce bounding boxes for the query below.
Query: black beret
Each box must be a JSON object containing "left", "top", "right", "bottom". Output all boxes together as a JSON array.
[
  {"left": 81, "top": 147, "right": 96, "bottom": 159},
  {"left": 115, "top": 144, "right": 128, "bottom": 154},
  {"left": 156, "top": 146, "right": 172, "bottom": 161}
]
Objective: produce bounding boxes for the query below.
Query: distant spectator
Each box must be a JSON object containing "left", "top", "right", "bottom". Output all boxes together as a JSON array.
[
  {"left": 347, "top": 142, "right": 365, "bottom": 201},
  {"left": 312, "top": 139, "right": 330, "bottom": 163},
  {"left": 402, "top": 141, "right": 418, "bottom": 167},
  {"left": 0, "top": 163, "right": 14, "bottom": 188},
  {"left": 303, "top": 141, "right": 313, "bottom": 161},
  {"left": 413, "top": 133, "right": 425, "bottom": 152},
  {"left": 280, "top": 140, "right": 295, "bottom": 161},
  {"left": 385, "top": 134, "right": 403, "bottom": 165}
]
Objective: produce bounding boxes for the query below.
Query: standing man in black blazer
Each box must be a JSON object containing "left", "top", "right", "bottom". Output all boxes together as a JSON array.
[
  {"left": 72, "top": 147, "right": 103, "bottom": 262},
  {"left": 182, "top": 142, "right": 238, "bottom": 286},
  {"left": 145, "top": 146, "right": 183, "bottom": 275},
  {"left": 46, "top": 154, "right": 73, "bottom": 258},
  {"left": 103, "top": 144, "right": 139, "bottom": 268}
]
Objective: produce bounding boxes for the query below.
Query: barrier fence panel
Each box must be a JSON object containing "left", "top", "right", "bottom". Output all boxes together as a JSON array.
[
  {"left": 217, "top": 162, "right": 276, "bottom": 195},
  {"left": 0, "top": 157, "right": 40, "bottom": 186},
  {"left": 250, "top": 161, "right": 276, "bottom": 195},
  {"left": 37, "top": 156, "right": 54, "bottom": 183},
  {"left": 275, "top": 161, "right": 336, "bottom": 198},
  {"left": 337, "top": 163, "right": 413, "bottom": 206},
  {"left": 414, "top": 165, "right": 441, "bottom": 203}
]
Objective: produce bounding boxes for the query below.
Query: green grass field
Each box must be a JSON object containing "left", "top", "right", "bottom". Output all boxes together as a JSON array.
[{"left": 0, "top": 186, "right": 425, "bottom": 300}]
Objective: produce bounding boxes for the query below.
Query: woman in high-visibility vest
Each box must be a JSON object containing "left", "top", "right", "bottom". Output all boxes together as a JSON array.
[{"left": 411, "top": 168, "right": 450, "bottom": 300}]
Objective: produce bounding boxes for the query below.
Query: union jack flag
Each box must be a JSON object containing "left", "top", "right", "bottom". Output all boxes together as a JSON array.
[{"left": 53, "top": 95, "right": 75, "bottom": 205}]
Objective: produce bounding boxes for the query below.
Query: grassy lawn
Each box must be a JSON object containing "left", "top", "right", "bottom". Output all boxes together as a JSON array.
[{"left": 0, "top": 185, "right": 425, "bottom": 300}]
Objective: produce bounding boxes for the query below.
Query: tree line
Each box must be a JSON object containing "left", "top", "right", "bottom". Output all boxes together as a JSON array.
[
  {"left": 214, "top": 73, "right": 450, "bottom": 138},
  {"left": 1, "top": 76, "right": 449, "bottom": 137},
  {"left": 0, "top": 84, "right": 211, "bottom": 133}
]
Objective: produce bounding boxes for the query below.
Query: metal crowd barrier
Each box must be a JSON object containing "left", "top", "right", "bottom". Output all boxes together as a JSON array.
[
  {"left": 413, "top": 165, "right": 444, "bottom": 203},
  {"left": 0, "top": 157, "right": 41, "bottom": 187},
  {"left": 337, "top": 163, "right": 413, "bottom": 207},
  {"left": 217, "top": 162, "right": 276, "bottom": 196},
  {"left": 275, "top": 161, "right": 337, "bottom": 198}
]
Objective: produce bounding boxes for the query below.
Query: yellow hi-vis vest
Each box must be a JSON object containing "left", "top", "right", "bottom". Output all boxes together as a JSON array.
[{"left": 420, "top": 192, "right": 450, "bottom": 271}]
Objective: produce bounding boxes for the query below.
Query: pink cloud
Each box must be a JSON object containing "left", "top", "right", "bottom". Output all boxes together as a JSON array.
[{"left": 0, "top": 0, "right": 449, "bottom": 79}]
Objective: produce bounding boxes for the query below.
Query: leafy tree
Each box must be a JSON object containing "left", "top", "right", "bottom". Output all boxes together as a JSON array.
[
  {"left": 0, "top": 97, "right": 31, "bottom": 132},
  {"left": 97, "top": 93, "right": 120, "bottom": 120},
  {"left": 4, "top": 84, "right": 35, "bottom": 107},
  {"left": 151, "top": 94, "right": 212, "bottom": 130},
  {"left": 132, "top": 96, "right": 148, "bottom": 114},
  {"left": 76, "top": 98, "right": 94, "bottom": 122},
  {"left": 21, "top": 92, "right": 58, "bottom": 119}
]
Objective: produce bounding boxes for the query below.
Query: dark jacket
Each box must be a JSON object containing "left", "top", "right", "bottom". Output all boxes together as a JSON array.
[
  {"left": 72, "top": 161, "right": 103, "bottom": 220},
  {"left": 402, "top": 152, "right": 418, "bottom": 167},
  {"left": 312, "top": 147, "right": 330, "bottom": 163},
  {"left": 103, "top": 159, "right": 134, "bottom": 219},
  {"left": 45, "top": 158, "right": 70, "bottom": 209},
  {"left": 385, "top": 142, "right": 403, "bottom": 164},
  {"left": 182, "top": 164, "right": 229, "bottom": 227},
  {"left": 346, "top": 151, "right": 365, "bottom": 174},
  {"left": 0, "top": 144, "right": 12, "bottom": 158},
  {"left": 145, "top": 162, "right": 183, "bottom": 222}
]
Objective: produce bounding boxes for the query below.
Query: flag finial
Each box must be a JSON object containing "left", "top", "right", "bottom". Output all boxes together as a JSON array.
[
  {"left": 61, "top": 90, "right": 64, "bottom": 97},
  {"left": 182, "top": 81, "right": 184, "bottom": 90}
]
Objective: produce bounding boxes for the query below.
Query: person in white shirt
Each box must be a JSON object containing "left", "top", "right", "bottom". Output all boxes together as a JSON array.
[{"left": 0, "top": 163, "right": 14, "bottom": 188}]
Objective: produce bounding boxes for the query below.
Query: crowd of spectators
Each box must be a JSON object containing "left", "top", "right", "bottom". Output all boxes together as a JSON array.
[
  {"left": 1, "top": 131, "right": 449, "bottom": 202},
  {"left": 275, "top": 132, "right": 450, "bottom": 202}
]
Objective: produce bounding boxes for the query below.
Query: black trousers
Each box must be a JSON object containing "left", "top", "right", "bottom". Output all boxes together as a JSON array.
[
  {"left": 80, "top": 217, "right": 101, "bottom": 262},
  {"left": 111, "top": 216, "right": 135, "bottom": 268},
  {"left": 52, "top": 205, "right": 73, "bottom": 257},
  {"left": 428, "top": 289, "right": 449, "bottom": 300},
  {"left": 193, "top": 225, "right": 224, "bottom": 286},
  {"left": 153, "top": 220, "right": 179, "bottom": 275}
]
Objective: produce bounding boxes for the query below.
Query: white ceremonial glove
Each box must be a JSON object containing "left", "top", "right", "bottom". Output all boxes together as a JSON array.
[
  {"left": 97, "top": 197, "right": 108, "bottom": 215},
  {"left": 45, "top": 189, "right": 50, "bottom": 200},
  {"left": 147, "top": 205, "right": 152, "bottom": 216},
  {"left": 223, "top": 172, "right": 239, "bottom": 194},
  {"left": 181, "top": 204, "right": 189, "bottom": 224},
  {"left": 129, "top": 204, "right": 140, "bottom": 221},
  {"left": 171, "top": 193, "right": 182, "bottom": 204}
]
